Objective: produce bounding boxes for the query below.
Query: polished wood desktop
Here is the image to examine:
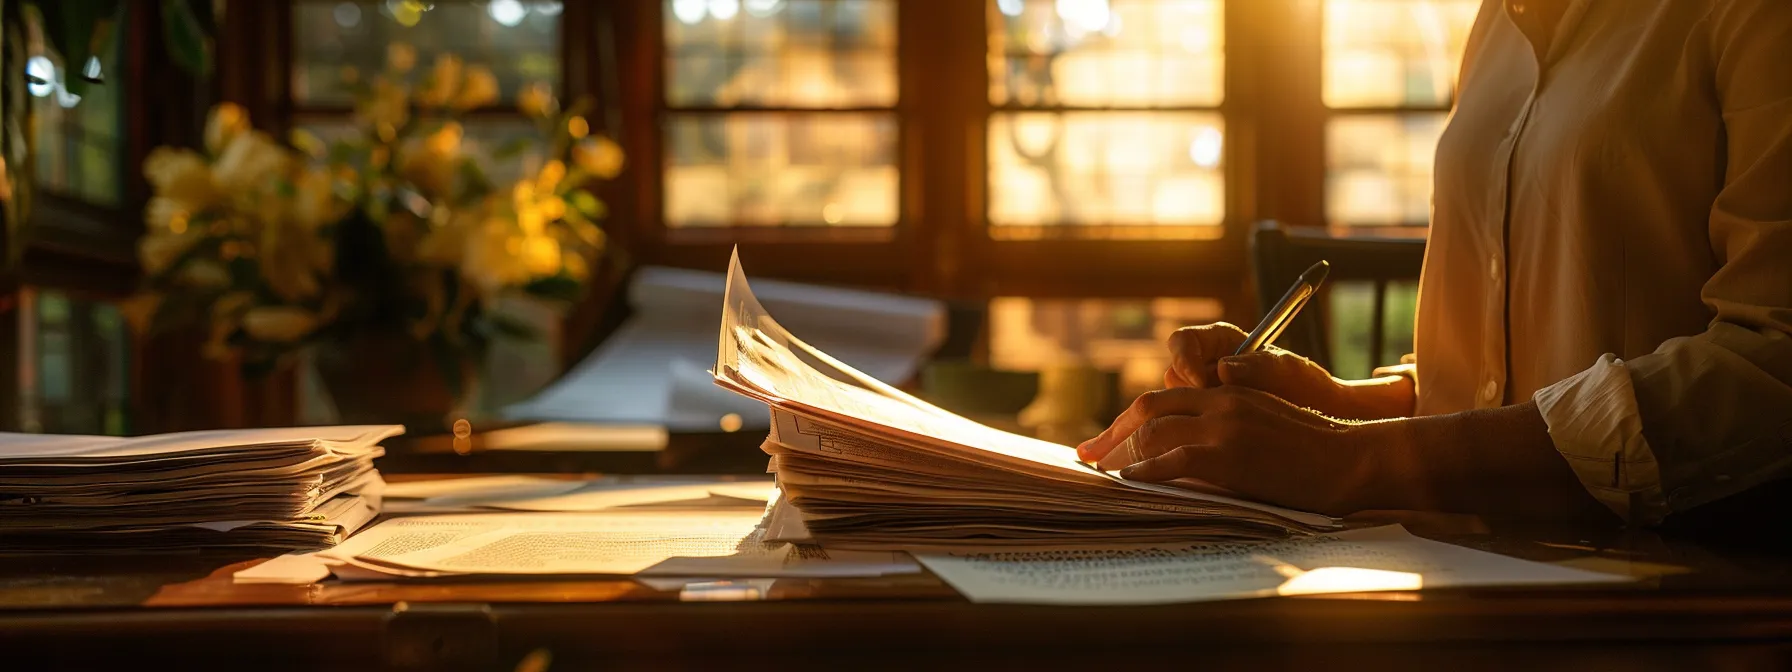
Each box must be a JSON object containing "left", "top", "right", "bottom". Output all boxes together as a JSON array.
[{"left": 6, "top": 489, "right": 1792, "bottom": 670}]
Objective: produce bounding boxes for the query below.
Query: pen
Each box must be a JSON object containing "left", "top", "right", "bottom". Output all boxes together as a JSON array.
[{"left": 1234, "top": 261, "right": 1330, "bottom": 355}]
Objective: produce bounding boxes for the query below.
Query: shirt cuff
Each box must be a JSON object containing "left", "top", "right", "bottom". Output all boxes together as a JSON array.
[{"left": 1531, "top": 355, "right": 1671, "bottom": 524}]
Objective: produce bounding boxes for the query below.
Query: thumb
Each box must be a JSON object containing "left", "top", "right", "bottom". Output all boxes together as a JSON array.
[
  {"left": 1216, "top": 352, "right": 1289, "bottom": 390},
  {"left": 1217, "top": 352, "right": 1334, "bottom": 410}
]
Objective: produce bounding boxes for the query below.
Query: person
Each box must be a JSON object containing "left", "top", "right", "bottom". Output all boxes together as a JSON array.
[{"left": 1076, "top": 0, "right": 1792, "bottom": 525}]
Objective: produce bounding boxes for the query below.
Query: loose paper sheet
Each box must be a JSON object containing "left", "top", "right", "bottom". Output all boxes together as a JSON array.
[
  {"left": 235, "top": 509, "right": 919, "bottom": 583},
  {"left": 383, "top": 476, "right": 776, "bottom": 512},
  {"left": 915, "top": 525, "right": 1628, "bottom": 605}
]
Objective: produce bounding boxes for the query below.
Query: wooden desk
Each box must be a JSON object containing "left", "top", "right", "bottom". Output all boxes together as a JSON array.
[{"left": 6, "top": 497, "right": 1792, "bottom": 670}]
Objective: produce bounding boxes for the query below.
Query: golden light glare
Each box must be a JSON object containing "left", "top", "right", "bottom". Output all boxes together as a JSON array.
[{"left": 1275, "top": 566, "right": 1424, "bottom": 596}]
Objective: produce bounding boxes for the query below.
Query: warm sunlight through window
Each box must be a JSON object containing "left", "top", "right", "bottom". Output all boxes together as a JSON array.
[
  {"left": 989, "top": 113, "right": 1225, "bottom": 227},
  {"left": 1323, "top": 0, "right": 1479, "bottom": 228},
  {"left": 1322, "top": 0, "right": 1478, "bottom": 108},
  {"left": 663, "top": 0, "right": 899, "bottom": 227},
  {"left": 987, "top": 0, "right": 1225, "bottom": 235}
]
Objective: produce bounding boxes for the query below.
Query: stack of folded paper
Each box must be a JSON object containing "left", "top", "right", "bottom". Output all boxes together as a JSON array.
[
  {"left": 0, "top": 425, "right": 400, "bottom": 553},
  {"left": 712, "top": 252, "right": 1339, "bottom": 550}
]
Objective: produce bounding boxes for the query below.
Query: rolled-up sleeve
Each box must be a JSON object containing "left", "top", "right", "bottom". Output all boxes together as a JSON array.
[{"left": 1532, "top": 1, "right": 1792, "bottom": 525}]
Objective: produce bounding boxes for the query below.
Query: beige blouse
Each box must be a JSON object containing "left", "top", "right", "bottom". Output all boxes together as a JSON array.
[{"left": 1416, "top": 0, "right": 1792, "bottom": 523}]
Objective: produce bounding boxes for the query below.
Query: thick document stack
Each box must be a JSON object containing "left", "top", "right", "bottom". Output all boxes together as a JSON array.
[
  {"left": 0, "top": 425, "right": 400, "bottom": 553},
  {"left": 712, "top": 252, "right": 1339, "bottom": 550}
]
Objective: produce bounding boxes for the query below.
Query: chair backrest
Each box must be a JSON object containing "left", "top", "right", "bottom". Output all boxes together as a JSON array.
[{"left": 1249, "top": 221, "right": 1427, "bottom": 373}]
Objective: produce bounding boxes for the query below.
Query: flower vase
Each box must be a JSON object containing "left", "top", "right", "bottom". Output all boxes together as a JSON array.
[{"left": 312, "top": 330, "right": 475, "bottom": 433}]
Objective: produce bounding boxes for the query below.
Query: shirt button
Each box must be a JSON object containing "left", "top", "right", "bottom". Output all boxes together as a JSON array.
[
  {"left": 1481, "top": 379, "right": 1499, "bottom": 401},
  {"left": 1488, "top": 256, "right": 1501, "bottom": 281}
]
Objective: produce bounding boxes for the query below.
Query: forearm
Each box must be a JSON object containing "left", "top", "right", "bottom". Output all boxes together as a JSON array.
[{"left": 1353, "top": 401, "right": 1616, "bottom": 521}]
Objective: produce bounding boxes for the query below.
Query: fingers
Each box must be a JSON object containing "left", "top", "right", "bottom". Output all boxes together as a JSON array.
[
  {"left": 1093, "top": 415, "right": 1206, "bottom": 471},
  {"left": 1166, "top": 323, "right": 1249, "bottom": 388},
  {"left": 1076, "top": 387, "right": 1213, "bottom": 462},
  {"left": 1118, "top": 445, "right": 1196, "bottom": 481}
]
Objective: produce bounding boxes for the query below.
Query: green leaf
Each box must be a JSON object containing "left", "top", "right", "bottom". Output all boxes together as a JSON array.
[
  {"left": 522, "top": 274, "right": 583, "bottom": 303},
  {"left": 569, "top": 190, "right": 603, "bottom": 219},
  {"left": 160, "top": 0, "right": 213, "bottom": 79}
]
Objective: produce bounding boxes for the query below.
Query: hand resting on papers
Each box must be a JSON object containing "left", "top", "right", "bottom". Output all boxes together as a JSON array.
[{"left": 1077, "top": 323, "right": 1616, "bottom": 522}]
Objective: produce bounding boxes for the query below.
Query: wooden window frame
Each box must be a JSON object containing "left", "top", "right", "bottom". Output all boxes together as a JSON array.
[{"left": 608, "top": 0, "right": 1335, "bottom": 326}]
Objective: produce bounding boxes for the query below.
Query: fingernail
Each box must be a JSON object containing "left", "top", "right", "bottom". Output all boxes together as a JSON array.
[{"left": 1119, "top": 464, "right": 1140, "bottom": 479}]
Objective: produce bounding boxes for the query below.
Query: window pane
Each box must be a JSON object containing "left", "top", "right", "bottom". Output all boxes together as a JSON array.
[
  {"left": 1326, "top": 113, "right": 1444, "bottom": 225},
  {"left": 665, "top": 0, "right": 897, "bottom": 108},
  {"left": 27, "top": 12, "right": 124, "bottom": 205},
  {"left": 19, "top": 289, "right": 130, "bottom": 435},
  {"left": 1323, "top": 0, "right": 1480, "bottom": 108},
  {"left": 292, "top": 1, "right": 561, "bottom": 105},
  {"left": 665, "top": 113, "right": 898, "bottom": 227},
  {"left": 989, "top": 297, "right": 1222, "bottom": 403},
  {"left": 989, "top": 112, "right": 1223, "bottom": 228},
  {"left": 989, "top": 0, "right": 1223, "bottom": 107}
]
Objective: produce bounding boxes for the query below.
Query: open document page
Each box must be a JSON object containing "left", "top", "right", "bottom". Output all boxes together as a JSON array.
[
  {"left": 711, "top": 250, "right": 1337, "bottom": 550},
  {"left": 915, "top": 525, "right": 1628, "bottom": 605}
]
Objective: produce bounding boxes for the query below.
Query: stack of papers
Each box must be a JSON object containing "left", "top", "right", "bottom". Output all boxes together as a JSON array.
[
  {"left": 235, "top": 483, "right": 921, "bottom": 584},
  {"left": 712, "top": 252, "right": 1337, "bottom": 550},
  {"left": 0, "top": 425, "right": 400, "bottom": 553}
]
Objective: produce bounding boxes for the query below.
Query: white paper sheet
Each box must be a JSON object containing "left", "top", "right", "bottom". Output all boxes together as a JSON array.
[
  {"left": 235, "top": 509, "right": 920, "bottom": 583},
  {"left": 504, "top": 265, "right": 946, "bottom": 431},
  {"left": 915, "top": 525, "right": 1629, "bottom": 605},
  {"left": 383, "top": 476, "right": 776, "bottom": 512}
]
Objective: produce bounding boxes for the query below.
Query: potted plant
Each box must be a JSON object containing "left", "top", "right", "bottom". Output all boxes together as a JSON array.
[{"left": 127, "top": 45, "right": 623, "bottom": 430}]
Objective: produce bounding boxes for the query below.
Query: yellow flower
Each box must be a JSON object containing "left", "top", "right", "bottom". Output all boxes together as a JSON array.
[
  {"left": 261, "top": 221, "right": 327, "bottom": 302},
  {"left": 212, "top": 131, "right": 293, "bottom": 196},
  {"left": 290, "top": 166, "right": 344, "bottom": 231},
  {"left": 211, "top": 292, "right": 255, "bottom": 321},
  {"left": 242, "top": 306, "right": 321, "bottom": 343},
  {"left": 176, "top": 260, "right": 232, "bottom": 288},
  {"left": 520, "top": 234, "right": 562, "bottom": 276},
  {"left": 387, "top": 43, "right": 418, "bottom": 74},
  {"left": 143, "top": 148, "right": 219, "bottom": 207},
  {"left": 518, "top": 81, "right": 555, "bottom": 117},
  {"left": 572, "top": 136, "right": 625, "bottom": 180},
  {"left": 536, "top": 159, "right": 566, "bottom": 194},
  {"left": 356, "top": 77, "right": 411, "bottom": 135},
  {"left": 417, "top": 54, "right": 464, "bottom": 108},
  {"left": 138, "top": 231, "right": 201, "bottom": 275},
  {"left": 398, "top": 122, "right": 464, "bottom": 198},
  {"left": 144, "top": 196, "right": 191, "bottom": 234},
  {"left": 453, "top": 66, "right": 499, "bottom": 110},
  {"left": 204, "top": 103, "right": 251, "bottom": 157},
  {"left": 461, "top": 223, "right": 531, "bottom": 295},
  {"left": 562, "top": 251, "right": 589, "bottom": 280}
]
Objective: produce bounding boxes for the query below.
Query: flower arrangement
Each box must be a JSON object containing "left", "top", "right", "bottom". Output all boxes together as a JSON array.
[{"left": 130, "top": 44, "right": 623, "bottom": 412}]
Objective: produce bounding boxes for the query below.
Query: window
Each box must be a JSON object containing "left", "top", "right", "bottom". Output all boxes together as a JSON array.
[
  {"left": 1322, "top": 0, "right": 1479, "bottom": 231},
  {"left": 987, "top": 0, "right": 1225, "bottom": 237},
  {"left": 27, "top": 10, "right": 127, "bottom": 206},
  {"left": 661, "top": 0, "right": 899, "bottom": 227},
  {"left": 16, "top": 290, "right": 131, "bottom": 435}
]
